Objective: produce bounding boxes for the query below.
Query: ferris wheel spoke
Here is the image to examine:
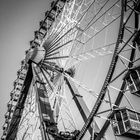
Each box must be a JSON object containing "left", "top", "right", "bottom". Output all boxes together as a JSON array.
[
  {"left": 45, "top": 22, "right": 74, "bottom": 50},
  {"left": 82, "top": 0, "right": 111, "bottom": 32},
  {"left": 43, "top": 0, "right": 79, "bottom": 50},
  {"left": 117, "top": 32, "right": 137, "bottom": 54},
  {"left": 118, "top": 56, "right": 130, "bottom": 69},
  {"left": 54, "top": 0, "right": 121, "bottom": 59},
  {"left": 64, "top": 73, "right": 98, "bottom": 97},
  {"left": 43, "top": 0, "right": 104, "bottom": 55},
  {"left": 63, "top": 109, "right": 77, "bottom": 130},
  {"left": 46, "top": 27, "right": 76, "bottom": 54},
  {"left": 125, "top": 26, "right": 135, "bottom": 34},
  {"left": 46, "top": 29, "right": 75, "bottom": 53},
  {"left": 95, "top": 115, "right": 110, "bottom": 121},
  {"left": 44, "top": 51, "right": 60, "bottom": 59},
  {"left": 58, "top": 106, "right": 77, "bottom": 131},
  {"left": 66, "top": 42, "right": 115, "bottom": 68},
  {"left": 54, "top": 97, "right": 72, "bottom": 131},
  {"left": 43, "top": 0, "right": 116, "bottom": 58},
  {"left": 39, "top": 67, "right": 54, "bottom": 91},
  {"left": 45, "top": 55, "right": 69, "bottom": 61},
  {"left": 132, "top": 57, "right": 140, "bottom": 63},
  {"left": 118, "top": 54, "right": 131, "bottom": 63},
  {"left": 64, "top": 73, "right": 112, "bottom": 105},
  {"left": 45, "top": 40, "right": 73, "bottom": 56},
  {"left": 40, "top": 65, "right": 52, "bottom": 79},
  {"left": 126, "top": 2, "right": 139, "bottom": 14},
  {"left": 61, "top": 83, "right": 78, "bottom": 130},
  {"left": 44, "top": 25, "right": 73, "bottom": 54},
  {"left": 106, "top": 88, "right": 114, "bottom": 110},
  {"left": 18, "top": 112, "right": 31, "bottom": 128},
  {"left": 122, "top": 40, "right": 136, "bottom": 49},
  {"left": 79, "top": 0, "right": 121, "bottom": 36},
  {"left": 96, "top": 109, "right": 113, "bottom": 116},
  {"left": 41, "top": 63, "right": 59, "bottom": 74},
  {"left": 108, "top": 82, "right": 137, "bottom": 111},
  {"left": 123, "top": 92, "right": 136, "bottom": 110},
  {"left": 20, "top": 125, "right": 30, "bottom": 140},
  {"left": 84, "top": 15, "right": 120, "bottom": 45}
]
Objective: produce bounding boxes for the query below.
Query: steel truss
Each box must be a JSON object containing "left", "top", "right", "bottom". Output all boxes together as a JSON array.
[{"left": 1, "top": 0, "right": 140, "bottom": 140}]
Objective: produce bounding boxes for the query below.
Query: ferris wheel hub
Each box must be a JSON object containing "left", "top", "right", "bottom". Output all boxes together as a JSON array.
[{"left": 25, "top": 47, "right": 45, "bottom": 64}]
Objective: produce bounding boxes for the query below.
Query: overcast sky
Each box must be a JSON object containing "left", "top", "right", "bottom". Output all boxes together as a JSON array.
[{"left": 0, "top": 0, "right": 51, "bottom": 136}]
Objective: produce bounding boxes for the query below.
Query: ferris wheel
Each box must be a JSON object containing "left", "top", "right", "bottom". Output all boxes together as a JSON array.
[{"left": 1, "top": 0, "right": 140, "bottom": 140}]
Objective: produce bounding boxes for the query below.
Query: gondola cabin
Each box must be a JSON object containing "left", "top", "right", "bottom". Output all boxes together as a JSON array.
[
  {"left": 21, "top": 60, "right": 25, "bottom": 66},
  {"left": 1, "top": 133, "right": 6, "bottom": 140},
  {"left": 2, "top": 122, "right": 8, "bottom": 131},
  {"left": 18, "top": 70, "right": 26, "bottom": 80},
  {"left": 34, "top": 31, "right": 44, "bottom": 40},
  {"left": 21, "top": 59, "right": 28, "bottom": 70},
  {"left": 30, "top": 40, "right": 40, "bottom": 48},
  {"left": 17, "top": 68, "right": 27, "bottom": 76},
  {"left": 45, "top": 11, "right": 55, "bottom": 21},
  {"left": 34, "top": 31, "right": 44, "bottom": 44},
  {"left": 7, "top": 101, "right": 12, "bottom": 109},
  {"left": 10, "top": 90, "right": 15, "bottom": 99},
  {"left": 124, "top": 66, "right": 140, "bottom": 96},
  {"left": 112, "top": 107, "right": 140, "bottom": 139},
  {"left": 51, "top": 1, "right": 62, "bottom": 14},
  {"left": 51, "top": 1, "right": 58, "bottom": 12},
  {"left": 19, "top": 75, "right": 25, "bottom": 81},
  {"left": 5, "top": 111, "right": 12, "bottom": 120},
  {"left": 40, "top": 20, "right": 51, "bottom": 31},
  {"left": 15, "top": 79, "right": 24, "bottom": 88},
  {"left": 13, "top": 93, "right": 20, "bottom": 102},
  {"left": 4, "top": 112, "right": 10, "bottom": 119}
]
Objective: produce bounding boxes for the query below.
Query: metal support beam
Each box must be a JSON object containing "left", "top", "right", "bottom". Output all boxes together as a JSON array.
[
  {"left": 65, "top": 77, "right": 96, "bottom": 136},
  {"left": 33, "top": 66, "right": 57, "bottom": 140}
]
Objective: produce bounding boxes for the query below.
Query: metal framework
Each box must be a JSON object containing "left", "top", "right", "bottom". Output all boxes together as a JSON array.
[{"left": 1, "top": 0, "right": 140, "bottom": 140}]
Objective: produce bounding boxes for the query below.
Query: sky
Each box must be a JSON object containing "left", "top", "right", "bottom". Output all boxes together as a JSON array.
[{"left": 0, "top": 0, "right": 51, "bottom": 136}]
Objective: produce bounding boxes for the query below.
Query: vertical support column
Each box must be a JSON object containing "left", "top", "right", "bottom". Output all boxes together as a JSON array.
[
  {"left": 33, "top": 66, "right": 57, "bottom": 140},
  {"left": 65, "top": 77, "right": 99, "bottom": 136}
]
